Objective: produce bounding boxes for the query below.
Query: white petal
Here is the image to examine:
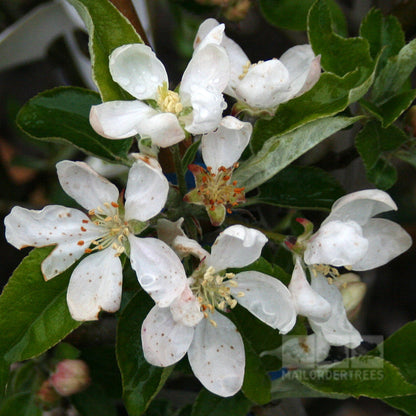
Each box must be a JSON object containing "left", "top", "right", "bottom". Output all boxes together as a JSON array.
[
  {"left": 310, "top": 274, "right": 362, "bottom": 348},
  {"left": 56, "top": 160, "right": 119, "bottom": 212},
  {"left": 90, "top": 100, "right": 157, "bottom": 139},
  {"left": 193, "top": 21, "right": 225, "bottom": 51},
  {"left": 124, "top": 156, "right": 168, "bottom": 222},
  {"left": 288, "top": 258, "right": 331, "bottom": 322},
  {"left": 128, "top": 236, "right": 187, "bottom": 307},
  {"left": 141, "top": 305, "right": 194, "bottom": 366},
  {"left": 231, "top": 271, "right": 296, "bottom": 333},
  {"left": 202, "top": 116, "right": 252, "bottom": 172},
  {"left": 109, "top": 43, "right": 168, "bottom": 100},
  {"left": 4, "top": 205, "right": 102, "bottom": 279},
  {"left": 170, "top": 284, "right": 204, "bottom": 327},
  {"left": 66, "top": 248, "right": 122, "bottom": 321},
  {"left": 278, "top": 333, "right": 330, "bottom": 368},
  {"left": 208, "top": 225, "right": 267, "bottom": 271},
  {"left": 193, "top": 18, "right": 222, "bottom": 49},
  {"left": 279, "top": 45, "right": 320, "bottom": 100},
  {"left": 235, "top": 59, "right": 290, "bottom": 108},
  {"left": 139, "top": 111, "right": 185, "bottom": 147},
  {"left": 85, "top": 157, "right": 128, "bottom": 178},
  {"left": 304, "top": 220, "right": 368, "bottom": 267},
  {"left": 352, "top": 218, "right": 412, "bottom": 270},
  {"left": 183, "top": 85, "right": 226, "bottom": 135},
  {"left": 324, "top": 189, "right": 398, "bottom": 226},
  {"left": 188, "top": 311, "right": 245, "bottom": 397}
]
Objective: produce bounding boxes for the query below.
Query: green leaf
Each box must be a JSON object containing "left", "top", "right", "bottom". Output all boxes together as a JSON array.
[
  {"left": 249, "top": 165, "right": 344, "bottom": 210},
  {"left": 116, "top": 290, "right": 173, "bottom": 415},
  {"left": 17, "top": 87, "right": 132, "bottom": 163},
  {"left": 71, "top": 384, "right": 117, "bottom": 416},
  {"left": 191, "top": 389, "right": 252, "bottom": 416},
  {"left": 242, "top": 341, "right": 270, "bottom": 404},
  {"left": 308, "top": 0, "right": 372, "bottom": 76},
  {"left": 259, "top": 0, "right": 347, "bottom": 35},
  {"left": 0, "top": 359, "right": 8, "bottom": 398},
  {"left": 182, "top": 139, "right": 201, "bottom": 173},
  {"left": 359, "top": 8, "right": 404, "bottom": 68},
  {"left": 251, "top": 65, "right": 376, "bottom": 153},
  {"left": 235, "top": 116, "right": 361, "bottom": 192},
  {"left": 0, "top": 247, "right": 82, "bottom": 364},
  {"left": 355, "top": 120, "right": 407, "bottom": 189},
  {"left": 373, "top": 38, "right": 416, "bottom": 104},
  {"left": 360, "top": 89, "right": 416, "bottom": 127},
  {"left": 0, "top": 391, "right": 41, "bottom": 416},
  {"left": 67, "top": 0, "right": 143, "bottom": 101}
]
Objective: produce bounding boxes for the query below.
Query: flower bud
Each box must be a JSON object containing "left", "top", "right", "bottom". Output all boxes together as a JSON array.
[
  {"left": 36, "top": 379, "right": 60, "bottom": 405},
  {"left": 50, "top": 359, "right": 91, "bottom": 397},
  {"left": 334, "top": 273, "right": 367, "bottom": 320},
  {"left": 223, "top": 0, "right": 251, "bottom": 21}
]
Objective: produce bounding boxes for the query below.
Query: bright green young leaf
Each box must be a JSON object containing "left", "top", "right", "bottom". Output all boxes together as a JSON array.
[
  {"left": 259, "top": 0, "right": 347, "bottom": 35},
  {"left": 355, "top": 120, "right": 408, "bottom": 189},
  {"left": 182, "top": 139, "right": 201, "bottom": 173},
  {"left": 251, "top": 65, "right": 375, "bottom": 153},
  {"left": 0, "top": 391, "right": 41, "bottom": 416},
  {"left": 67, "top": 0, "right": 143, "bottom": 101},
  {"left": 372, "top": 38, "right": 416, "bottom": 104},
  {"left": 235, "top": 116, "right": 362, "bottom": 192},
  {"left": 191, "top": 389, "right": 252, "bottom": 416},
  {"left": 17, "top": 87, "right": 132, "bottom": 163},
  {"left": 359, "top": 8, "right": 404, "bottom": 68},
  {"left": 360, "top": 89, "right": 416, "bottom": 127},
  {"left": 242, "top": 340, "right": 271, "bottom": 404},
  {"left": 0, "top": 247, "right": 82, "bottom": 364},
  {"left": 247, "top": 165, "right": 344, "bottom": 211},
  {"left": 116, "top": 290, "right": 173, "bottom": 416},
  {"left": 308, "top": 0, "right": 372, "bottom": 76}
]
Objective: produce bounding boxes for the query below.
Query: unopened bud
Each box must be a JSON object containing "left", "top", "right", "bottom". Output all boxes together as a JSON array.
[
  {"left": 334, "top": 273, "right": 367, "bottom": 320},
  {"left": 36, "top": 379, "right": 60, "bottom": 405},
  {"left": 50, "top": 359, "right": 91, "bottom": 397},
  {"left": 223, "top": 0, "right": 251, "bottom": 21}
]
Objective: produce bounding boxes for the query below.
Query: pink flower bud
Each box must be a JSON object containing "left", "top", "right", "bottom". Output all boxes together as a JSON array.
[
  {"left": 50, "top": 359, "right": 91, "bottom": 396},
  {"left": 36, "top": 379, "right": 60, "bottom": 405}
]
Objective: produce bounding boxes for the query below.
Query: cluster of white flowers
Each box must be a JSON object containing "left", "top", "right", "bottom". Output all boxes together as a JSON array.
[{"left": 3, "top": 18, "right": 412, "bottom": 397}]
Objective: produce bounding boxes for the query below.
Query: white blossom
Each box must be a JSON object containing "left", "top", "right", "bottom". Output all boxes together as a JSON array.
[
  {"left": 141, "top": 225, "right": 296, "bottom": 397},
  {"left": 5, "top": 156, "right": 186, "bottom": 321},
  {"left": 304, "top": 189, "right": 412, "bottom": 271},
  {"left": 90, "top": 41, "right": 230, "bottom": 148},
  {"left": 194, "top": 18, "right": 321, "bottom": 110}
]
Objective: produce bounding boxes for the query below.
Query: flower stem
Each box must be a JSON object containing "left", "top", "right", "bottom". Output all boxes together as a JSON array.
[{"left": 171, "top": 144, "right": 188, "bottom": 197}]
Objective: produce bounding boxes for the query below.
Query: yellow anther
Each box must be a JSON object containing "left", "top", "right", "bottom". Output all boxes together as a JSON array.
[
  {"left": 209, "top": 319, "right": 217, "bottom": 328},
  {"left": 237, "top": 292, "right": 245, "bottom": 297}
]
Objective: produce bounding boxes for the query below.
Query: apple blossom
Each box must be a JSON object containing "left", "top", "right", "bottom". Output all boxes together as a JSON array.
[
  {"left": 90, "top": 39, "right": 230, "bottom": 148},
  {"left": 304, "top": 189, "right": 412, "bottom": 271},
  {"left": 141, "top": 225, "right": 296, "bottom": 396},
  {"left": 5, "top": 156, "right": 186, "bottom": 321},
  {"left": 194, "top": 18, "right": 321, "bottom": 111},
  {"left": 184, "top": 116, "right": 252, "bottom": 226}
]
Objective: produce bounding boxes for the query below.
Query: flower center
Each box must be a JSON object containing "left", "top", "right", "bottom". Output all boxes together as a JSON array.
[
  {"left": 190, "top": 265, "right": 244, "bottom": 326},
  {"left": 81, "top": 202, "right": 130, "bottom": 256},
  {"left": 311, "top": 264, "right": 341, "bottom": 281},
  {"left": 238, "top": 60, "right": 264, "bottom": 80},
  {"left": 157, "top": 82, "right": 183, "bottom": 115},
  {"left": 196, "top": 164, "right": 245, "bottom": 213}
]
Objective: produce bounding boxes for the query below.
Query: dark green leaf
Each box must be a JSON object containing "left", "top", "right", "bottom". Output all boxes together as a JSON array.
[
  {"left": 191, "top": 389, "right": 252, "bottom": 416},
  {"left": 308, "top": 0, "right": 372, "bottom": 76},
  {"left": 67, "top": 0, "right": 143, "bottom": 101},
  {"left": 17, "top": 87, "right": 132, "bottom": 163},
  {"left": 251, "top": 67, "right": 375, "bottom": 153},
  {"left": 0, "top": 359, "right": 8, "bottom": 399},
  {"left": 0, "top": 247, "right": 82, "bottom": 364},
  {"left": 116, "top": 290, "right": 173, "bottom": 415},
  {"left": 242, "top": 341, "right": 270, "bottom": 404},
  {"left": 182, "top": 139, "right": 201, "bottom": 173},
  {"left": 355, "top": 120, "right": 407, "bottom": 189},
  {"left": 0, "top": 391, "right": 42, "bottom": 416},
  {"left": 361, "top": 89, "right": 416, "bottom": 127},
  {"left": 53, "top": 342, "right": 80, "bottom": 361},
  {"left": 250, "top": 165, "right": 344, "bottom": 210},
  {"left": 359, "top": 8, "right": 404, "bottom": 67},
  {"left": 236, "top": 116, "right": 362, "bottom": 192},
  {"left": 373, "top": 38, "right": 416, "bottom": 104},
  {"left": 7, "top": 361, "right": 36, "bottom": 395},
  {"left": 259, "top": 0, "right": 347, "bottom": 35},
  {"left": 71, "top": 384, "right": 117, "bottom": 416}
]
